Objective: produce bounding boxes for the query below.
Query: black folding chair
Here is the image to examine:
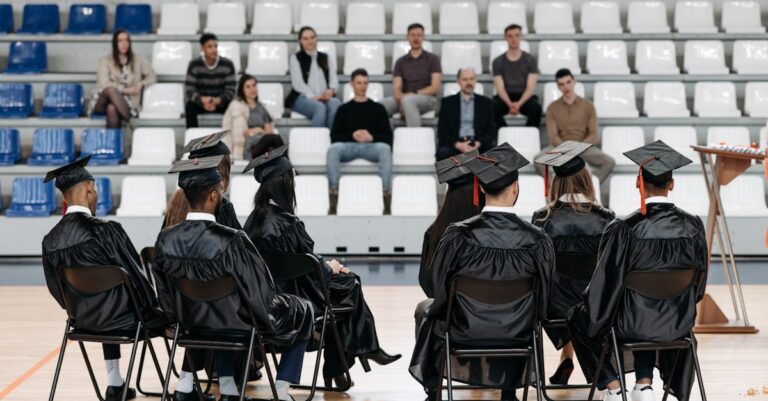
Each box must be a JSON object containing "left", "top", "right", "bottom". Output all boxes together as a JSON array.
[
  {"left": 263, "top": 253, "right": 353, "bottom": 400},
  {"left": 438, "top": 275, "right": 544, "bottom": 401},
  {"left": 587, "top": 268, "right": 707, "bottom": 401},
  {"left": 48, "top": 265, "right": 167, "bottom": 401},
  {"left": 160, "top": 274, "right": 280, "bottom": 401}
]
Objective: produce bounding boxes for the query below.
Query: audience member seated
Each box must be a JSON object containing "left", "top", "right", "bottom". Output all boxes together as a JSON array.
[
  {"left": 184, "top": 33, "right": 236, "bottom": 128},
  {"left": 535, "top": 69, "right": 614, "bottom": 183},
  {"left": 89, "top": 29, "right": 155, "bottom": 128},
  {"left": 327, "top": 69, "right": 393, "bottom": 214},
  {"left": 436, "top": 68, "right": 496, "bottom": 160},
  {"left": 222, "top": 74, "right": 276, "bottom": 160},
  {"left": 492, "top": 24, "right": 542, "bottom": 128},
  {"left": 380, "top": 23, "right": 442, "bottom": 127},
  {"left": 286, "top": 26, "right": 341, "bottom": 129}
]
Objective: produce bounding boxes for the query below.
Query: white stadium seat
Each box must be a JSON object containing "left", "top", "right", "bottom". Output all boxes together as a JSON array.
[
  {"left": 256, "top": 83, "right": 285, "bottom": 119},
  {"left": 694, "top": 82, "right": 741, "bottom": 117},
  {"left": 609, "top": 174, "right": 640, "bottom": 216},
  {"left": 516, "top": 175, "right": 546, "bottom": 216},
  {"left": 440, "top": 42, "right": 482, "bottom": 76},
  {"left": 635, "top": 41, "right": 679, "bottom": 75},
  {"left": 487, "top": 2, "right": 528, "bottom": 34},
  {"left": 343, "top": 41, "right": 385, "bottom": 75},
  {"left": 392, "top": 128, "right": 436, "bottom": 166},
  {"left": 674, "top": 0, "right": 717, "bottom": 33},
  {"left": 246, "top": 42, "right": 288, "bottom": 76},
  {"left": 668, "top": 175, "right": 710, "bottom": 216},
  {"left": 230, "top": 175, "right": 260, "bottom": 216},
  {"left": 391, "top": 175, "right": 437, "bottom": 217},
  {"left": 392, "top": 2, "right": 432, "bottom": 34},
  {"left": 206, "top": 2, "right": 246, "bottom": 35},
  {"left": 116, "top": 176, "right": 167, "bottom": 217},
  {"left": 538, "top": 41, "right": 581, "bottom": 75},
  {"left": 295, "top": 175, "right": 329, "bottom": 216},
  {"left": 628, "top": 1, "right": 670, "bottom": 33},
  {"left": 216, "top": 41, "right": 240, "bottom": 73},
  {"left": 345, "top": 2, "right": 385, "bottom": 35},
  {"left": 644, "top": 82, "right": 690, "bottom": 118},
  {"left": 586, "top": 41, "right": 630, "bottom": 75},
  {"left": 593, "top": 82, "right": 639, "bottom": 118},
  {"left": 337, "top": 175, "right": 384, "bottom": 216},
  {"left": 439, "top": 2, "right": 479, "bottom": 34},
  {"left": 157, "top": 3, "right": 199, "bottom": 35},
  {"left": 288, "top": 127, "right": 331, "bottom": 166},
  {"left": 720, "top": 176, "right": 768, "bottom": 216},
  {"left": 443, "top": 83, "right": 484, "bottom": 97},
  {"left": 128, "top": 128, "right": 175, "bottom": 166},
  {"left": 489, "top": 40, "right": 530, "bottom": 68},
  {"left": 581, "top": 1, "right": 622, "bottom": 34},
  {"left": 316, "top": 41, "right": 337, "bottom": 66},
  {"left": 760, "top": 127, "right": 768, "bottom": 149},
  {"left": 251, "top": 2, "right": 292, "bottom": 34},
  {"left": 534, "top": 2, "right": 575, "bottom": 34},
  {"left": 654, "top": 126, "right": 700, "bottom": 164},
  {"left": 184, "top": 128, "right": 219, "bottom": 146},
  {"left": 497, "top": 127, "right": 540, "bottom": 162},
  {"left": 684, "top": 41, "right": 729, "bottom": 75},
  {"left": 299, "top": 2, "right": 339, "bottom": 35},
  {"left": 733, "top": 41, "right": 768, "bottom": 75},
  {"left": 745, "top": 82, "right": 768, "bottom": 118},
  {"left": 152, "top": 41, "right": 192, "bottom": 76},
  {"left": 602, "top": 127, "right": 646, "bottom": 165},
  {"left": 592, "top": 176, "right": 602, "bottom": 204},
  {"left": 542, "top": 81, "right": 585, "bottom": 111},
  {"left": 140, "top": 83, "right": 184, "bottom": 119},
  {"left": 707, "top": 126, "right": 751, "bottom": 146},
  {"left": 343, "top": 82, "right": 384, "bottom": 102},
  {"left": 392, "top": 41, "right": 433, "bottom": 70},
  {"left": 722, "top": 1, "right": 765, "bottom": 33}
]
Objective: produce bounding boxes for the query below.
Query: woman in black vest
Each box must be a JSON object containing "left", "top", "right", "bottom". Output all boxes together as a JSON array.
[{"left": 286, "top": 26, "right": 342, "bottom": 129}]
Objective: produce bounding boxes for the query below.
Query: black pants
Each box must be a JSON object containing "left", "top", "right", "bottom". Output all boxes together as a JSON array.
[
  {"left": 492, "top": 94, "right": 542, "bottom": 128},
  {"left": 185, "top": 101, "right": 226, "bottom": 128}
]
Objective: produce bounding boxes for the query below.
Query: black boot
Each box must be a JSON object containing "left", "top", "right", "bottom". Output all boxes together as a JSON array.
[
  {"left": 175, "top": 386, "right": 215, "bottom": 401},
  {"left": 359, "top": 349, "right": 402, "bottom": 371},
  {"left": 500, "top": 389, "right": 519, "bottom": 401},
  {"left": 549, "top": 357, "right": 574, "bottom": 385},
  {"left": 104, "top": 383, "right": 136, "bottom": 401}
]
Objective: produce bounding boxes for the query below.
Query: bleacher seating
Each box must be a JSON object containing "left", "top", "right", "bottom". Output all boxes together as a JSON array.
[
  {"left": 720, "top": 175, "right": 768, "bottom": 216},
  {"left": 300, "top": 2, "right": 339, "bottom": 35},
  {"left": 635, "top": 41, "right": 679, "bottom": 75},
  {"left": 391, "top": 175, "right": 437, "bottom": 216},
  {"left": 114, "top": 4, "right": 152, "bottom": 34},
  {"left": 157, "top": 3, "right": 199, "bottom": 35},
  {"left": 6, "top": 177, "right": 55, "bottom": 217},
  {"left": 344, "top": 41, "right": 385, "bottom": 75},
  {"left": 343, "top": 82, "right": 384, "bottom": 102},
  {"left": 288, "top": 127, "right": 331, "bottom": 166},
  {"left": 534, "top": 2, "right": 575, "bottom": 34},
  {"left": 684, "top": 41, "right": 729, "bottom": 75},
  {"left": 707, "top": 126, "right": 751, "bottom": 146},
  {"left": 487, "top": 2, "right": 528, "bottom": 34},
  {"left": 115, "top": 176, "right": 166, "bottom": 217},
  {"left": 127, "top": 128, "right": 176, "bottom": 166},
  {"left": 94, "top": 177, "right": 112, "bottom": 216},
  {"left": 721, "top": 0, "right": 765, "bottom": 33},
  {"left": 654, "top": 126, "right": 700, "bottom": 163},
  {"left": 668, "top": 175, "right": 710, "bottom": 216},
  {"left": 694, "top": 82, "right": 741, "bottom": 117},
  {"left": 644, "top": 82, "right": 690, "bottom": 117},
  {"left": 538, "top": 41, "right": 581, "bottom": 75},
  {"left": 218, "top": 41, "right": 241, "bottom": 73},
  {"left": 257, "top": 83, "right": 285, "bottom": 119},
  {"left": 581, "top": 1, "right": 623, "bottom": 33},
  {"left": 627, "top": 1, "right": 671, "bottom": 33},
  {"left": 0, "top": 83, "right": 34, "bottom": 118},
  {"left": 346, "top": 3, "right": 385, "bottom": 35},
  {"left": 337, "top": 175, "right": 384, "bottom": 216},
  {"left": 139, "top": 83, "right": 184, "bottom": 119},
  {"left": 246, "top": 42, "right": 289, "bottom": 76},
  {"left": 439, "top": 2, "right": 480, "bottom": 34},
  {"left": 205, "top": 3, "right": 246, "bottom": 35},
  {"left": 251, "top": 2, "right": 292, "bottom": 35},
  {"left": 732, "top": 41, "right": 768, "bottom": 74},
  {"left": 586, "top": 41, "right": 630, "bottom": 75},
  {"left": 230, "top": 175, "right": 260, "bottom": 216},
  {"left": 0, "top": 128, "right": 20, "bottom": 166},
  {"left": 602, "top": 127, "right": 646, "bottom": 165},
  {"left": 440, "top": 42, "right": 482, "bottom": 77},
  {"left": 515, "top": 175, "right": 546, "bottom": 216},
  {"left": 543, "top": 82, "right": 585, "bottom": 110},
  {"left": 5, "top": 41, "right": 47, "bottom": 74},
  {"left": 18, "top": 4, "right": 59, "bottom": 34},
  {"left": 392, "top": 128, "right": 435, "bottom": 166},
  {"left": 28, "top": 128, "right": 74, "bottom": 166},
  {"left": 184, "top": 128, "right": 219, "bottom": 147},
  {"left": 295, "top": 175, "right": 329, "bottom": 216},
  {"left": 497, "top": 127, "right": 540, "bottom": 162},
  {"left": 39, "top": 83, "right": 83, "bottom": 118},
  {"left": 80, "top": 128, "right": 123, "bottom": 166},
  {"left": 593, "top": 82, "right": 639, "bottom": 118},
  {"left": 392, "top": 2, "right": 432, "bottom": 34},
  {"left": 609, "top": 174, "right": 639, "bottom": 216},
  {"left": 65, "top": 4, "right": 106, "bottom": 35},
  {"left": 152, "top": 41, "right": 193, "bottom": 76},
  {"left": 674, "top": 0, "right": 718, "bottom": 33},
  {"left": 0, "top": 4, "right": 12, "bottom": 34},
  {"left": 490, "top": 40, "right": 531, "bottom": 68},
  {"left": 745, "top": 82, "right": 768, "bottom": 118}
]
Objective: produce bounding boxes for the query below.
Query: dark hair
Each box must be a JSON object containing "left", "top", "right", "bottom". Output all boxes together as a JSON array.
[
  {"left": 350, "top": 68, "right": 368, "bottom": 81},
  {"left": 407, "top": 23, "right": 424, "bottom": 33},
  {"left": 537, "top": 165, "right": 596, "bottom": 223},
  {"left": 163, "top": 189, "right": 190, "bottom": 228},
  {"left": 249, "top": 170, "right": 296, "bottom": 238},
  {"left": 199, "top": 32, "right": 217, "bottom": 46},
  {"left": 111, "top": 29, "right": 134, "bottom": 69},
  {"left": 555, "top": 68, "right": 573, "bottom": 80},
  {"left": 183, "top": 184, "right": 218, "bottom": 209},
  {"left": 218, "top": 154, "right": 231, "bottom": 192},
  {"left": 250, "top": 135, "right": 285, "bottom": 159},
  {"left": 504, "top": 24, "right": 523, "bottom": 34},
  {"left": 236, "top": 74, "right": 258, "bottom": 101},
  {"left": 423, "top": 182, "right": 484, "bottom": 269},
  {"left": 297, "top": 26, "right": 316, "bottom": 51},
  {"left": 480, "top": 171, "right": 519, "bottom": 196}
]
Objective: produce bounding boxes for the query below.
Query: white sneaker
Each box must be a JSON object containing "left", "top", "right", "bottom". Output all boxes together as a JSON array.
[
  {"left": 631, "top": 385, "right": 655, "bottom": 401},
  {"left": 602, "top": 389, "right": 625, "bottom": 401}
]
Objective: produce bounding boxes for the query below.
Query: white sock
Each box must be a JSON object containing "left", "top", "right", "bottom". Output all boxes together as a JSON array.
[
  {"left": 176, "top": 371, "right": 194, "bottom": 394},
  {"left": 606, "top": 388, "right": 622, "bottom": 395},
  {"left": 105, "top": 359, "right": 123, "bottom": 387},
  {"left": 635, "top": 383, "right": 652, "bottom": 390},
  {"left": 219, "top": 376, "right": 239, "bottom": 396},
  {"left": 275, "top": 380, "right": 291, "bottom": 400}
]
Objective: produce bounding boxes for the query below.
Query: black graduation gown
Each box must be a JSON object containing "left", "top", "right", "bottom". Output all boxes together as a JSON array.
[
  {"left": 567, "top": 203, "right": 708, "bottom": 401},
  {"left": 42, "top": 212, "right": 159, "bottom": 332},
  {"left": 154, "top": 219, "right": 314, "bottom": 347},
  {"left": 410, "top": 211, "right": 555, "bottom": 391},
  {"left": 531, "top": 202, "right": 615, "bottom": 349},
  {"left": 215, "top": 197, "right": 242, "bottom": 230},
  {"left": 418, "top": 227, "right": 434, "bottom": 297}
]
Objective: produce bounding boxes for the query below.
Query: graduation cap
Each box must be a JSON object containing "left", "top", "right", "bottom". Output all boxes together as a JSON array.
[
  {"left": 44, "top": 155, "right": 94, "bottom": 192},
  {"left": 465, "top": 143, "right": 529, "bottom": 192},
  {"left": 623, "top": 140, "right": 692, "bottom": 215},
  {"left": 534, "top": 141, "right": 592, "bottom": 197},
  {"left": 169, "top": 155, "right": 224, "bottom": 190},
  {"left": 435, "top": 149, "right": 479, "bottom": 184},
  {"left": 250, "top": 134, "right": 285, "bottom": 160},
  {"left": 241, "top": 144, "right": 293, "bottom": 183},
  {"left": 182, "top": 130, "right": 231, "bottom": 158}
]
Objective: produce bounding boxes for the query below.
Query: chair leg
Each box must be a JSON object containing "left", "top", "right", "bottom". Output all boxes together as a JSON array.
[
  {"left": 305, "top": 309, "right": 329, "bottom": 401},
  {"left": 522, "top": 353, "right": 531, "bottom": 401},
  {"left": 185, "top": 351, "right": 207, "bottom": 401},
  {"left": 531, "top": 329, "right": 543, "bottom": 401},
  {"left": 610, "top": 330, "right": 627, "bottom": 401},
  {"left": 79, "top": 341, "right": 106, "bottom": 401},
  {"left": 327, "top": 309, "right": 352, "bottom": 391},
  {"left": 588, "top": 340, "right": 609, "bottom": 401},
  {"left": 137, "top": 335, "right": 168, "bottom": 397},
  {"left": 661, "top": 350, "right": 681, "bottom": 401},
  {"left": 164, "top": 337, "right": 180, "bottom": 378},
  {"left": 255, "top": 334, "right": 280, "bottom": 401},
  {"left": 690, "top": 331, "right": 707, "bottom": 401},
  {"left": 444, "top": 333, "right": 454, "bottom": 401},
  {"left": 48, "top": 321, "right": 70, "bottom": 401},
  {"left": 120, "top": 324, "right": 143, "bottom": 401},
  {"left": 160, "top": 326, "right": 179, "bottom": 401},
  {"left": 136, "top": 342, "right": 149, "bottom": 396},
  {"left": 239, "top": 328, "right": 257, "bottom": 401}
]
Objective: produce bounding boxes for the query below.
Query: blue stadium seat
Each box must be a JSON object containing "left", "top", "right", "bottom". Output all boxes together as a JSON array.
[
  {"left": 18, "top": 4, "right": 60, "bottom": 34},
  {"left": 6, "top": 177, "right": 55, "bottom": 217},
  {"left": 65, "top": 4, "right": 106, "bottom": 34},
  {"left": 114, "top": 4, "right": 152, "bottom": 34},
  {"left": 0, "top": 5, "right": 14, "bottom": 34},
  {"left": 28, "top": 128, "right": 74, "bottom": 166},
  {"left": 0, "top": 84, "right": 34, "bottom": 118},
  {"left": 94, "top": 177, "right": 112, "bottom": 216},
  {"left": 40, "top": 84, "right": 83, "bottom": 118},
  {"left": 81, "top": 128, "right": 123, "bottom": 165},
  {"left": 0, "top": 128, "right": 20, "bottom": 165},
  {"left": 5, "top": 41, "right": 47, "bottom": 74}
]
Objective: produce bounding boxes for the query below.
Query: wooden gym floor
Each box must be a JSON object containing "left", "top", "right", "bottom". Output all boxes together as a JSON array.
[{"left": 1, "top": 285, "right": 766, "bottom": 401}]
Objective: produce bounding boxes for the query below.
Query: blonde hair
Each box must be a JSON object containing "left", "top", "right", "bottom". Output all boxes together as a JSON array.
[
  {"left": 163, "top": 189, "right": 190, "bottom": 228},
  {"left": 538, "top": 164, "right": 596, "bottom": 222}
]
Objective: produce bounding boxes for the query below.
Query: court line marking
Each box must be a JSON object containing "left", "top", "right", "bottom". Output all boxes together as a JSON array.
[{"left": 0, "top": 343, "right": 66, "bottom": 400}]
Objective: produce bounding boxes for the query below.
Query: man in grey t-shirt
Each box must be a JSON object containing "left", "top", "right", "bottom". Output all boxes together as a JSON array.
[{"left": 491, "top": 24, "right": 542, "bottom": 128}]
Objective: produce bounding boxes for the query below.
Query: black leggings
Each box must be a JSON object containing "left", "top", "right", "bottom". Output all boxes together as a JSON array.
[{"left": 93, "top": 87, "right": 132, "bottom": 128}]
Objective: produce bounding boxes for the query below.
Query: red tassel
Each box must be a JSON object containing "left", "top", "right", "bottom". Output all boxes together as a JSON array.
[
  {"left": 473, "top": 176, "right": 479, "bottom": 207},
  {"left": 62, "top": 200, "right": 68, "bottom": 216},
  {"left": 544, "top": 168, "right": 549, "bottom": 198},
  {"left": 639, "top": 168, "right": 646, "bottom": 216}
]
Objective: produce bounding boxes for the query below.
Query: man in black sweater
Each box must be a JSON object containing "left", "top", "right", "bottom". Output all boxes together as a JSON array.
[
  {"left": 327, "top": 68, "right": 393, "bottom": 212},
  {"left": 184, "top": 33, "right": 237, "bottom": 128}
]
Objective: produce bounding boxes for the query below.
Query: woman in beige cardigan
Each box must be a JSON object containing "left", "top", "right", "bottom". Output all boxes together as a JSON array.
[
  {"left": 222, "top": 74, "right": 277, "bottom": 160},
  {"left": 91, "top": 29, "right": 156, "bottom": 128}
]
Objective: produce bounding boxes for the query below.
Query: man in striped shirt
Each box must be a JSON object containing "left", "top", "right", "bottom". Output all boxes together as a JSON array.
[{"left": 184, "top": 33, "right": 237, "bottom": 128}]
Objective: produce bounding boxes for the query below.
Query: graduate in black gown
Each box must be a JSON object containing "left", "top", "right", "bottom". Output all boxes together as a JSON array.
[
  {"left": 155, "top": 155, "right": 314, "bottom": 401},
  {"left": 241, "top": 146, "right": 401, "bottom": 388},
  {"left": 531, "top": 142, "right": 615, "bottom": 385},
  {"left": 567, "top": 141, "right": 708, "bottom": 401},
  {"left": 41, "top": 156, "right": 160, "bottom": 401},
  {"left": 410, "top": 144, "right": 555, "bottom": 401}
]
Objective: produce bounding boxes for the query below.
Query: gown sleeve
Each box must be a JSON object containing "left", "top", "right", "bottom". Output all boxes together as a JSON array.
[
  {"left": 102, "top": 222, "right": 157, "bottom": 310},
  {"left": 427, "top": 225, "right": 464, "bottom": 316},
  {"left": 692, "top": 219, "right": 709, "bottom": 302},
  {"left": 418, "top": 229, "right": 432, "bottom": 297},
  {"left": 536, "top": 233, "right": 556, "bottom": 321},
  {"left": 41, "top": 244, "right": 65, "bottom": 309},
  {"left": 224, "top": 233, "right": 277, "bottom": 331}
]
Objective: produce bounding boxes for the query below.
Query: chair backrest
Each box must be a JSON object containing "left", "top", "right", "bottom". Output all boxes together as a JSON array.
[
  {"left": 593, "top": 82, "right": 639, "bottom": 118},
  {"left": 654, "top": 126, "right": 700, "bottom": 163},
  {"left": 535, "top": 1, "right": 575, "bottom": 33},
  {"left": 674, "top": 0, "right": 717, "bottom": 33},
  {"left": 41, "top": 83, "right": 83, "bottom": 117},
  {"left": 176, "top": 275, "right": 238, "bottom": 301},
  {"left": 140, "top": 83, "right": 184, "bottom": 119},
  {"left": 295, "top": 175, "right": 329, "bottom": 216},
  {"left": 439, "top": 2, "right": 479, "bottom": 34},
  {"left": 217, "top": 41, "right": 241, "bottom": 73},
  {"left": 57, "top": 265, "right": 140, "bottom": 321},
  {"left": 128, "top": 128, "right": 176, "bottom": 166},
  {"left": 114, "top": 4, "right": 152, "bottom": 34},
  {"left": 157, "top": 3, "right": 199, "bottom": 35},
  {"left": 601, "top": 126, "right": 646, "bottom": 165},
  {"left": 392, "top": 127, "right": 435, "bottom": 166},
  {"left": 586, "top": 41, "right": 630, "bottom": 74},
  {"left": 392, "top": 2, "right": 432, "bottom": 34},
  {"left": 643, "top": 82, "right": 690, "bottom": 117},
  {"left": 94, "top": 177, "right": 112, "bottom": 215},
  {"left": 440, "top": 41, "right": 482, "bottom": 76},
  {"left": 8, "top": 177, "right": 55, "bottom": 217},
  {"left": 720, "top": 175, "right": 768, "bottom": 216},
  {"left": 288, "top": 128, "right": 331, "bottom": 166},
  {"left": 684, "top": 41, "right": 728, "bottom": 74},
  {"left": 152, "top": 41, "right": 192, "bottom": 75},
  {"left": 7, "top": 41, "right": 47, "bottom": 73},
  {"left": 29, "top": 128, "right": 74, "bottom": 165},
  {"left": 246, "top": 41, "right": 289, "bottom": 76},
  {"left": 722, "top": 0, "right": 764, "bottom": 33},
  {"left": 487, "top": 2, "right": 527, "bottom": 33},
  {"left": 694, "top": 82, "right": 739, "bottom": 117},
  {"left": 230, "top": 175, "right": 260, "bottom": 216},
  {"left": 343, "top": 41, "right": 385, "bottom": 75},
  {"left": 346, "top": 2, "right": 385, "bottom": 34},
  {"left": 251, "top": 2, "right": 292, "bottom": 34},
  {"left": 667, "top": 174, "right": 709, "bottom": 215},
  {"left": 343, "top": 82, "right": 384, "bottom": 102},
  {"left": 628, "top": 1, "right": 670, "bottom": 33},
  {"left": 516, "top": 175, "right": 547, "bottom": 216},
  {"left": 543, "top": 82, "right": 585, "bottom": 110},
  {"left": 452, "top": 275, "right": 535, "bottom": 305},
  {"left": 538, "top": 41, "right": 581, "bottom": 75},
  {"left": 392, "top": 40, "right": 433, "bottom": 69},
  {"left": 337, "top": 175, "right": 384, "bottom": 216},
  {"left": 0, "top": 4, "right": 13, "bottom": 33},
  {"left": 299, "top": 2, "right": 338, "bottom": 34},
  {"left": 635, "top": 40, "right": 679, "bottom": 75},
  {"left": 206, "top": 2, "right": 246, "bottom": 35},
  {"left": 497, "top": 127, "right": 541, "bottom": 162},
  {"left": 20, "top": 4, "right": 59, "bottom": 34},
  {"left": 733, "top": 41, "right": 768, "bottom": 74},
  {"left": 0, "top": 83, "right": 34, "bottom": 117},
  {"left": 0, "top": 128, "right": 20, "bottom": 164},
  {"left": 581, "top": 1, "right": 622, "bottom": 33},
  {"left": 81, "top": 128, "right": 123, "bottom": 165},
  {"left": 706, "top": 126, "right": 751, "bottom": 146},
  {"left": 66, "top": 4, "right": 106, "bottom": 34},
  {"left": 256, "top": 83, "right": 285, "bottom": 118},
  {"left": 608, "top": 174, "right": 639, "bottom": 216},
  {"left": 745, "top": 82, "right": 768, "bottom": 117},
  {"left": 263, "top": 253, "right": 328, "bottom": 302},
  {"left": 391, "top": 175, "right": 437, "bottom": 216},
  {"left": 116, "top": 176, "right": 167, "bottom": 216},
  {"left": 555, "top": 253, "right": 598, "bottom": 281},
  {"left": 625, "top": 268, "right": 697, "bottom": 300},
  {"left": 139, "top": 246, "right": 157, "bottom": 290}
]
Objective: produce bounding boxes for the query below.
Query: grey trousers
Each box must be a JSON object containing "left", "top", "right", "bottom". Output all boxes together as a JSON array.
[
  {"left": 534, "top": 145, "right": 616, "bottom": 182},
  {"left": 414, "top": 298, "right": 434, "bottom": 339},
  {"left": 380, "top": 94, "right": 437, "bottom": 127}
]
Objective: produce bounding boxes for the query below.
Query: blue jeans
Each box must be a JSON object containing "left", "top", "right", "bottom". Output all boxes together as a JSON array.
[
  {"left": 597, "top": 350, "right": 656, "bottom": 389},
  {"left": 292, "top": 95, "right": 342, "bottom": 129},
  {"left": 326, "top": 142, "right": 392, "bottom": 192},
  {"left": 276, "top": 339, "right": 309, "bottom": 383}
]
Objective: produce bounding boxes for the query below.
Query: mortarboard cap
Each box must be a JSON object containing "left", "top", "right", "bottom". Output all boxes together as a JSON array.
[
  {"left": 465, "top": 143, "right": 529, "bottom": 191},
  {"left": 534, "top": 141, "right": 592, "bottom": 197},
  {"left": 435, "top": 149, "right": 479, "bottom": 185},
  {"left": 169, "top": 155, "right": 224, "bottom": 190},
  {"left": 44, "top": 155, "right": 94, "bottom": 192},
  {"left": 623, "top": 140, "right": 692, "bottom": 215},
  {"left": 242, "top": 144, "right": 293, "bottom": 183},
  {"left": 182, "top": 130, "right": 231, "bottom": 158},
  {"left": 250, "top": 134, "right": 286, "bottom": 160}
]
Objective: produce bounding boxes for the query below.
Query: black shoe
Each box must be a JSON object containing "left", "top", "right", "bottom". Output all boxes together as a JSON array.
[
  {"left": 104, "top": 384, "right": 136, "bottom": 401},
  {"left": 500, "top": 389, "right": 519, "bottom": 401},
  {"left": 220, "top": 396, "right": 280, "bottom": 401},
  {"left": 549, "top": 357, "right": 574, "bottom": 385},
  {"left": 323, "top": 373, "right": 354, "bottom": 389},
  {"left": 359, "top": 349, "right": 402, "bottom": 372},
  {"left": 175, "top": 388, "right": 215, "bottom": 401}
]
